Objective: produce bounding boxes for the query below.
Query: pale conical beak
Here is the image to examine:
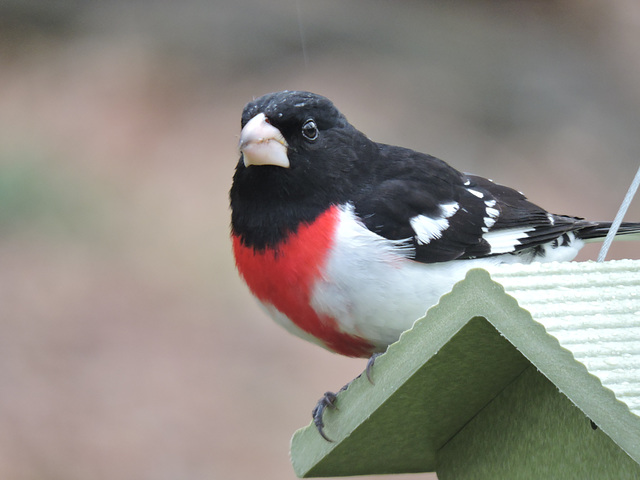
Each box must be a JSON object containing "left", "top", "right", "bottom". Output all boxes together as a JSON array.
[{"left": 238, "top": 113, "right": 290, "bottom": 168}]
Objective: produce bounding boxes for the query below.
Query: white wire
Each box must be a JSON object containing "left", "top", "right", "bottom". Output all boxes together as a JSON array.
[
  {"left": 597, "top": 165, "right": 640, "bottom": 262},
  {"left": 295, "top": 0, "right": 309, "bottom": 67}
]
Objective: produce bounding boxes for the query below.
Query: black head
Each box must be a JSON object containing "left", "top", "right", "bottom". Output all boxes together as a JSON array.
[
  {"left": 231, "top": 91, "right": 374, "bottom": 249},
  {"left": 237, "top": 91, "right": 355, "bottom": 174},
  {"left": 240, "top": 90, "right": 347, "bottom": 138}
]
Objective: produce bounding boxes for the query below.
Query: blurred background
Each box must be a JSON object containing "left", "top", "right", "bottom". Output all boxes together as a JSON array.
[{"left": 1, "top": 1, "right": 639, "bottom": 479}]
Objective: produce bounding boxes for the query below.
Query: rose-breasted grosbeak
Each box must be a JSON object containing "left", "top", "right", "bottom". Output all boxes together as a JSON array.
[{"left": 230, "top": 90, "right": 640, "bottom": 359}]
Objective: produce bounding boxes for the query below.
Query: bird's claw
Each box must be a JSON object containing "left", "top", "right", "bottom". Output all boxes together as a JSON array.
[
  {"left": 312, "top": 353, "right": 382, "bottom": 442},
  {"left": 313, "top": 391, "right": 339, "bottom": 442},
  {"left": 365, "top": 352, "right": 382, "bottom": 384}
]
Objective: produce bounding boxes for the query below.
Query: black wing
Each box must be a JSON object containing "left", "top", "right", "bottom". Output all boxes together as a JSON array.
[{"left": 353, "top": 144, "right": 593, "bottom": 264}]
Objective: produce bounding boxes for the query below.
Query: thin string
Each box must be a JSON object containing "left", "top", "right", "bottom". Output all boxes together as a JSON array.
[
  {"left": 295, "top": 0, "right": 309, "bottom": 67},
  {"left": 597, "top": 165, "right": 640, "bottom": 262}
]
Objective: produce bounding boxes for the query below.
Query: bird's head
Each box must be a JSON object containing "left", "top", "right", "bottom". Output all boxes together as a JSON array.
[
  {"left": 238, "top": 90, "right": 349, "bottom": 170},
  {"left": 233, "top": 90, "right": 375, "bottom": 205},
  {"left": 231, "top": 91, "right": 376, "bottom": 248}
]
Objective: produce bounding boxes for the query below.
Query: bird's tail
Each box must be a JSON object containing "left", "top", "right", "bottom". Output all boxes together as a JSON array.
[{"left": 578, "top": 222, "right": 640, "bottom": 243}]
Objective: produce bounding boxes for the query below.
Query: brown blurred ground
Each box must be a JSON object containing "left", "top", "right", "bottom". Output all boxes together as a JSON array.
[{"left": 0, "top": 1, "right": 639, "bottom": 479}]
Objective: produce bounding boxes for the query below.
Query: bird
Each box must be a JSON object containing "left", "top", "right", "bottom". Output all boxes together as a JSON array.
[
  {"left": 230, "top": 90, "right": 640, "bottom": 441},
  {"left": 231, "top": 89, "right": 640, "bottom": 358}
]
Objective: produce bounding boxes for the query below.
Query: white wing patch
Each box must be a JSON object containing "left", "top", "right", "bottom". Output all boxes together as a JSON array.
[
  {"left": 410, "top": 202, "right": 460, "bottom": 245},
  {"left": 467, "top": 188, "right": 484, "bottom": 198},
  {"left": 483, "top": 227, "right": 534, "bottom": 254},
  {"left": 411, "top": 216, "right": 449, "bottom": 245},
  {"left": 481, "top": 199, "right": 500, "bottom": 232}
]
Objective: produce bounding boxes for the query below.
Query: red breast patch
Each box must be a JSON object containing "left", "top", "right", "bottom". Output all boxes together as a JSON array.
[{"left": 232, "top": 205, "right": 374, "bottom": 357}]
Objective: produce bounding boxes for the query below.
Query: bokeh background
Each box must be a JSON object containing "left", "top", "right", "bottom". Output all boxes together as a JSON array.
[{"left": 1, "top": 1, "right": 639, "bottom": 479}]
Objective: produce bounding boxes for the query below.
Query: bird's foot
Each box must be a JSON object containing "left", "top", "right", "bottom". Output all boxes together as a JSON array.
[
  {"left": 365, "top": 352, "right": 382, "bottom": 384},
  {"left": 312, "top": 391, "right": 340, "bottom": 442},
  {"left": 312, "top": 352, "right": 383, "bottom": 442}
]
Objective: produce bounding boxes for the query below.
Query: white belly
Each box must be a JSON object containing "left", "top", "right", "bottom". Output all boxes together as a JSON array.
[{"left": 309, "top": 205, "right": 583, "bottom": 351}]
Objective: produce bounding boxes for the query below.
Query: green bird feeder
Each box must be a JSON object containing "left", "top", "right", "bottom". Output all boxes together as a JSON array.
[{"left": 290, "top": 259, "right": 640, "bottom": 479}]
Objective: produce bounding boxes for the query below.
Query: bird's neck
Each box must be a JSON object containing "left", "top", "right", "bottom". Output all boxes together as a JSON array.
[{"left": 230, "top": 195, "right": 331, "bottom": 251}]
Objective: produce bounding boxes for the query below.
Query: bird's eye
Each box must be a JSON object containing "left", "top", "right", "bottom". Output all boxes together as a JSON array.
[{"left": 301, "top": 119, "right": 319, "bottom": 141}]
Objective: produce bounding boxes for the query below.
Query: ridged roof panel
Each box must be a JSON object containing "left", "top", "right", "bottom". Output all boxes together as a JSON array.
[{"left": 491, "top": 259, "right": 640, "bottom": 416}]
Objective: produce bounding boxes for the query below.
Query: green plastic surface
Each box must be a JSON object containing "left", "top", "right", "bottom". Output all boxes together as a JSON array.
[{"left": 290, "top": 264, "right": 640, "bottom": 478}]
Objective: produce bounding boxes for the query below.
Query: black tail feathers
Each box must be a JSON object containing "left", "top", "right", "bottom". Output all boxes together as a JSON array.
[{"left": 577, "top": 222, "right": 640, "bottom": 241}]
